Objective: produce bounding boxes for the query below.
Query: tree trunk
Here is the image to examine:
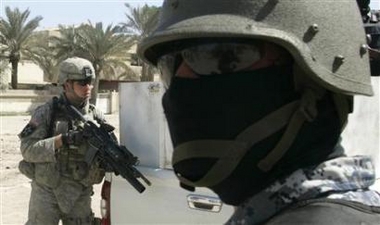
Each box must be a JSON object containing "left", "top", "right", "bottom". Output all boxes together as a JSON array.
[
  {"left": 141, "top": 63, "right": 153, "bottom": 81},
  {"left": 11, "top": 60, "right": 18, "bottom": 89},
  {"left": 90, "top": 69, "right": 100, "bottom": 105}
]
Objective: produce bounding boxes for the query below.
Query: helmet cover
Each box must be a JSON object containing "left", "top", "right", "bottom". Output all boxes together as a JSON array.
[{"left": 58, "top": 57, "right": 95, "bottom": 85}]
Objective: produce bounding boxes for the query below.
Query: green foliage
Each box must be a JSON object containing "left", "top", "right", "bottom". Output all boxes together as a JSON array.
[
  {"left": 23, "top": 31, "right": 58, "bottom": 82},
  {"left": 49, "top": 24, "right": 87, "bottom": 62},
  {"left": 118, "top": 3, "right": 160, "bottom": 39},
  {"left": 118, "top": 3, "right": 160, "bottom": 81},
  {"left": 0, "top": 3, "right": 160, "bottom": 92},
  {"left": 51, "top": 22, "right": 137, "bottom": 104},
  {"left": 0, "top": 6, "right": 42, "bottom": 89}
]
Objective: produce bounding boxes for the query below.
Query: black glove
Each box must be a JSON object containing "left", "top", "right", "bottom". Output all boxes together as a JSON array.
[{"left": 62, "top": 130, "right": 84, "bottom": 147}]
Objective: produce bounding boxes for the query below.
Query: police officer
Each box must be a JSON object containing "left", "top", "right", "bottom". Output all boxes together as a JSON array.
[
  {"left": 138, "top": 0, "right": 380, "bottom": 224},
  {"left": 18, "top": 57, "right": 105, "bottom": 225}
]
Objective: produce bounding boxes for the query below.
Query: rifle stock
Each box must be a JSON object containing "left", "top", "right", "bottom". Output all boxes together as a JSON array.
[{"left": 68, "top": 105, "right": 151, "bottom": 193}]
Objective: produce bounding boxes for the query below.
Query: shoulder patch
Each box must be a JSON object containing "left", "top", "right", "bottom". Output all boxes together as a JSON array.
[{"left": 18, "top": 120, "right": 38, "bottom": 138}]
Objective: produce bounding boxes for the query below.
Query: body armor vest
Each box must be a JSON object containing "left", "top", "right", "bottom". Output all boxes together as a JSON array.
[{"left": 52, "top": 97, "right": 105, "bottom": 187}]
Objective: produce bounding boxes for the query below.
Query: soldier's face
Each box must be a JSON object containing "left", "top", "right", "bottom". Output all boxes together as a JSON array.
[
  {"left": 65, "top": 80, "right": 93, "bottom": 103},
  {"left": 73, "top": 80, "right": 93, "bottom": 98}
]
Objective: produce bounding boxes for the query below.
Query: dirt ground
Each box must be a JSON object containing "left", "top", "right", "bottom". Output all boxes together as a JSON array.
[{"left": 0, "top": 114, "right": 119, "bottom": 225}]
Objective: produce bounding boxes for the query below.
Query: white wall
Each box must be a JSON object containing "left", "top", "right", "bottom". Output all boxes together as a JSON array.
[
  {"left": 341, "top": 77, "right": 380, "bottom": 191},
  {"left": 0, "top": 90, "right": 118, "bottom": 115},
  {"left": 119, "top": 82, "right": 173, "bottom": 169},
  {"left": 5, "top": 61, "right": 48, "bottom": 84}
]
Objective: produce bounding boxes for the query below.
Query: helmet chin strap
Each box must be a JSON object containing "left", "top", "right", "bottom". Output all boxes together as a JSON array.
[
  {"left": 173, "top": 100, "right": 302, "bottom": 187},
  {"left": 172, "top": 92, "right": 323, "bottom": 188},
  {"left": 172, "top": 64, "right": 350, "bottom": 188}
]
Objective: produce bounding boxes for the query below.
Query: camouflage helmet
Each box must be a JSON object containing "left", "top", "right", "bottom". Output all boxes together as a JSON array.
[
  {"left": 138, "top": 0, "right": 373, "bottom": 96},
  {"left": 58, "top": 57, "right": 95, "bottom": 85}
]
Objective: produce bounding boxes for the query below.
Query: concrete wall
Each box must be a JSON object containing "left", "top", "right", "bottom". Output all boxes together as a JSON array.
[
  {"left": 0, "top": 90, "right": 119, "bottom": 115},
  {"left": 119, "top": 82, "right": 173, "bottom": 169},
  {"left": 3, "top": 61, "right": 48, "bottom": 84},
  {"left": 97, "top": 91, "right": 119, "bottom": 114},
  {"left": 341, "top": 77, "right": 380, "bottom": 191}
]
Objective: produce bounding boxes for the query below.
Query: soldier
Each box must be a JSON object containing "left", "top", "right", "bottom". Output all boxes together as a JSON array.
[
  {"left": 138, "top": 0, "right": 380, "bottom": 224},
  {"left": 18, "top": 57, "right": 105, "bottom": 225}
]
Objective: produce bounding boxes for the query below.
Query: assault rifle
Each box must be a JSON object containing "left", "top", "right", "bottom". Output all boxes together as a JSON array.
[{"left": 67, "top": 104, "right": 151, "bottom": 193}]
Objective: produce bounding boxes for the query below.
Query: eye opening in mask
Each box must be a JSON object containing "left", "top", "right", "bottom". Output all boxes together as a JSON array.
[{"left": 156, "top": 38, "right": 265, "bottom": 88}]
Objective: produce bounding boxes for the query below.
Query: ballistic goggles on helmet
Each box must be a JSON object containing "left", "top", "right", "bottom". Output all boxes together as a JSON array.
[
  {"left": 72, "top": 78, "right": 94, "bottom": 87},
  {"left": 157, "top": 39, "right": 265, "bottom": 87}
]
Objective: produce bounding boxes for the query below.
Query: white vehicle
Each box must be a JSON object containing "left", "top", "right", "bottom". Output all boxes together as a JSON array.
[{"left": 99, "top": 82, "right": 234, "bottom": 225}]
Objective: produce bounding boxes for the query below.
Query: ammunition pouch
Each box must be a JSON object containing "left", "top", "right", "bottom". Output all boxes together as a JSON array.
[
  {"left": 62, "top": 161, "right": 89, "bottom": 181},
  {"left": 93, "top": 217, "right": 102, "bottom": 225},
  {"left": 80, "top": 163, "right": 105, "bottom": 186},
  {"left": 34, "top": 162, "right": 61, "bottom": 188},
  {"left": 62, "top": 213, "right": 101, "bottom": 225},
  {"left": 57, "top": 150, "right": 104, "bottom": 186},
  {"left": 18, "top": 160, "right": 35, "bottom": 180},
  {"left": 19, "top": 160, "right": 61, "bottom": 188}
]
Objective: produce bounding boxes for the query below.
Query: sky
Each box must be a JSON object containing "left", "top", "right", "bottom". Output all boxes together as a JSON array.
[
  {"left": 0, "top": 0, "right": 164, "bottom": 30},
  {"left": 0, "top": 0, "right": 379, "bottom": 30}
]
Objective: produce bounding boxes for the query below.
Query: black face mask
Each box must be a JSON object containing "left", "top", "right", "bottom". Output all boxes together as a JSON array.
[{"left": 162, "top": 65, "right": 341, "bottom": 205}]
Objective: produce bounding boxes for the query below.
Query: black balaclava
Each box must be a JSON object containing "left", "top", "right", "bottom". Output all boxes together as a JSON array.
[{"left": 163, "top": 64, "right": 343, "bottom": 205}]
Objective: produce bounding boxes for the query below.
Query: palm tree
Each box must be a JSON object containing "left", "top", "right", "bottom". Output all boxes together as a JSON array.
[
  {"left": 49, "top": 25, "right": 81, "bottom": 62},
  {"left": 118, "top": 3, "right": 160, "bottom": 81},
  {"left": 0, "top": 6, "right": 42, "bottom": 89},
  {"left": 76, "top": 22, "right": 137, "bottom": 104},
  {"left": 52, "top": 22, "right": 136, "bottom": 104},
  {"left": 0, "top": 59, "right": 10, "bottom": 90},
  {"left": 23, "top": 31, "right": 58, "bottom": 83}
]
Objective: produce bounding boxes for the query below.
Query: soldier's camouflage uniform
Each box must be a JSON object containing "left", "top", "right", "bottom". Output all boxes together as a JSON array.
[
  {"left": 227, "top": 155, "right": 380, "bottom": 224},
  {"left": 18, "top": 94, "right": 105, "bottom": 225}
]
